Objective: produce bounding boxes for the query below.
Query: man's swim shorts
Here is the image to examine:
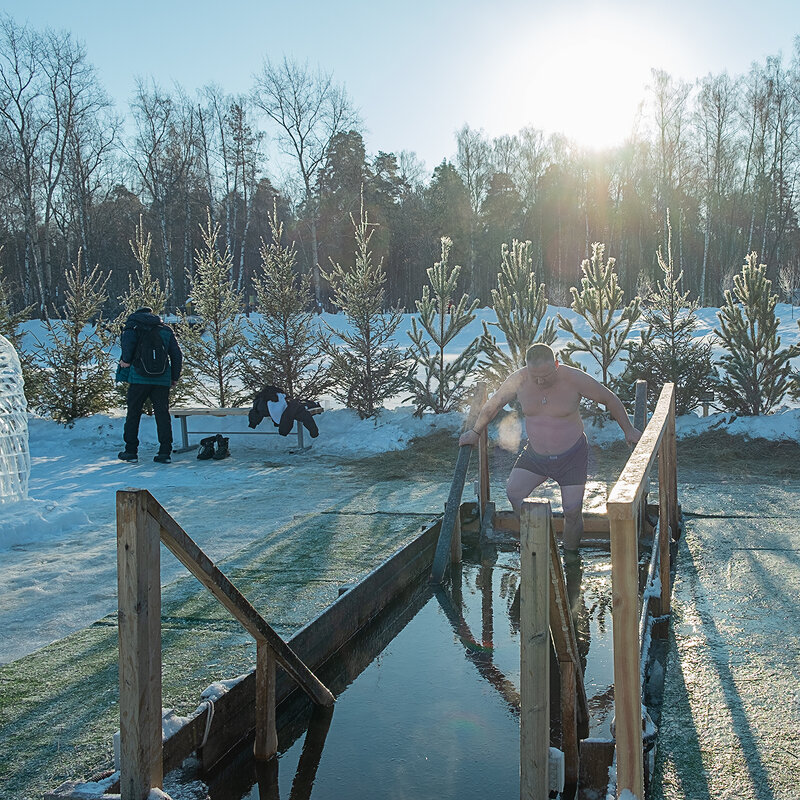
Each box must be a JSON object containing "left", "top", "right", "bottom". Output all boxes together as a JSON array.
[{"left": 512, "top": 434, "right": 589, "bottom": 487}]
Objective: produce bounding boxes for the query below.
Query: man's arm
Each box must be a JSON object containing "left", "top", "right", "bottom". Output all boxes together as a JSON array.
[
  {"left": 458, "top": 372, "right": 521, "bottom": 447},
  {"left": 574, "top": 371, "right": 641, "bottom": 445}
]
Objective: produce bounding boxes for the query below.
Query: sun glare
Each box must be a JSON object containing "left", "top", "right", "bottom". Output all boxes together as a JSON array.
[{"left": 491, "top": 11, "right": 678, "bottom": 152}]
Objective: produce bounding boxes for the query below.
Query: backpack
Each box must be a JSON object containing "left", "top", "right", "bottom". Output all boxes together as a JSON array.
[{"left": 133, "top": 325, "right": 169, "bottom": 377}]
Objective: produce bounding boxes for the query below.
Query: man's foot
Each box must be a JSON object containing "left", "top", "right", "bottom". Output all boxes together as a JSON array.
[
  {"left": 118, "top": 451, "right": 138, "bottom": 462},
  {"left": 154, "top": 453, "right": 171, "bottom": 464}
]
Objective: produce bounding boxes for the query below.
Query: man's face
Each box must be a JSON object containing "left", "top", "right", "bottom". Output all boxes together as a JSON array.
[{"left": 526, "top": 359, "right": 559, "bottom": 386}]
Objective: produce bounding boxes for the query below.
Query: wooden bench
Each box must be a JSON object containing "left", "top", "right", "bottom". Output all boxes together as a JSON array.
[{"left": 172, "top": 406, "right": 322, "bottom": 453}]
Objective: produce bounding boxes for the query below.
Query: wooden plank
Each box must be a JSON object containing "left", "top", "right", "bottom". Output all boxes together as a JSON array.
[
  {"left": 560, "top": 660, "right": 579, "bottom": 792},
  {"left": 494, "top": 510, "right": 610, "bottom": 535},
  {"left": 431, "top": 445, "right": 472, "bottom": 583},
  {"left": 658, "top": 444, "right": 671, "bottom": 617},
  {"left": 254, "top": 640, "right": 277, "bottom": 760},
  {"left": 173, "top": 406, "right": 323, "bottom": 418},
  {"left": 116, "top": 490, "right": 163, "bottom": 800},
  {"left": 608, "top": 513, "right": 644, "bottom": 800},
  {"left": 607, "top": 384, "right": 674, "bottom": 519},
  {"left": 548, "top": 526, "right": 590, "bottom": 737},
  {"left": 450, "top": 502, "right": 462, "bottom": 566},
  {"left": 145, "top": 492, "right": 334, "bottom": 708},
  {"left": 520, "top": 499, "right": 550, "bottom": 800}
]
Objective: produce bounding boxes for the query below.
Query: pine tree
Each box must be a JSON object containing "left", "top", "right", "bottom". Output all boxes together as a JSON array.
[
  {"left": 480, "top": 239, "right": 556, "bottom": 389},
  {"left": 180, "top": 212, "right": 247, "bottom": 407},
  {"left": 715, "top": 252, "right": 800, "bottom": 415},
  {"left": 241, "top": 203, "right": 332, "bottom": 399},
  {"left": 619, "top": 214, "right": 716, "bottom": 414},
  {"left": 405, "top": 236, "right": 481, "bottom": 415},
  {"left": 558, "top": 243, "right": 641, "bottom": 386},
  {"left": 322, "top": 202, "right": 408, "bottom": 419},
  {"left": 32, "top": 251, "right": 115, "bottom": 424},
  {"left": 119, "top": 216, "right": 168, "bottom": 318}
]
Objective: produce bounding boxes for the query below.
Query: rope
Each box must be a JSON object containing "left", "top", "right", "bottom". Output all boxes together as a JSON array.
[{"left": 199, "top": 699, "right": 215, "bottom": 749}]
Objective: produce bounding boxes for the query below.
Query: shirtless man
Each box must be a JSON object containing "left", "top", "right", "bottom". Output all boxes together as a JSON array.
[{"left": 459, "top": 343, "right": 641, "bottom": 552}]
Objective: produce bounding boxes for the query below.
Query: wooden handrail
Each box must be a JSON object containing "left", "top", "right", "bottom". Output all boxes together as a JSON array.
[
  {"left": 145, "top": 493, "right": 335, "bottom": 707},
  {"left": 117, "top": 489, "right": 334, "bottom": 800},
  {"left": 430, "top": 445, "right": 472, "bottom": 583},
  {"left": 607, "top": 383, "right": 674, "bottom": 518},
  {"left": 606, "top": 382, "right": 677, "bottom": 800}
]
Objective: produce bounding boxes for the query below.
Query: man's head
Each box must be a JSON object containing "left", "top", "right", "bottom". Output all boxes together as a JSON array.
[
  {"left": 135, "top": 306, "right": 153, "bottom": 314},
  {"left": 526, "top": 343, "right": 559, "bottom": 385}
]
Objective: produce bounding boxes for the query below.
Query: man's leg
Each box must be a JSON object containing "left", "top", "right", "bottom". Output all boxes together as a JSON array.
[
  {"left": 559, "top": 483, "right": 586, "bottom": 550},
  {"left": 150, "top": 385, "right": 173, "bottom": 455},
  {"left": 122, "top": 383, "right": 149, "bottom": 454},
  {"left": 506, "top": 467, "right": 547, "bottom": 515}
]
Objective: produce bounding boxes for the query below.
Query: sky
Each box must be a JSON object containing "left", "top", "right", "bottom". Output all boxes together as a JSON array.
[{"left": 2, "top": 1, "right": 800, "bottom": 177}]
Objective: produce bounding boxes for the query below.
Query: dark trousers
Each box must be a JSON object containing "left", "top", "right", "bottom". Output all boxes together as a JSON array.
[{"left": 123, "top": 383, "right": 172, "bottom": 455}]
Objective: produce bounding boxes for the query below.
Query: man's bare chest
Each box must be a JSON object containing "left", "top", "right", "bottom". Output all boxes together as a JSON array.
[{"left": 517, "top": 380, "right": 581, "bottom": 418}]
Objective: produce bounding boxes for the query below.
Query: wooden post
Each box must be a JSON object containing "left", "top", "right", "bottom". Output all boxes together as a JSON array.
[
  {"left": 633, "top": 380, "right": 648, "bottom": 433},
  {"left": 478, "top": 427, "right": 490, "bottom": 518},
  {"left": 431, "top": 445, "right": 472, "bottom": 583},
  {"left": 117, "top": 489, "right": 163, "bottom": 800},
  {"left": 657, "top": 440, "right": 671, "bottom": 617},
  {"left": 608, "top": 512, "right": 644, "bottom": 800},
  {"left": 668, "top": 393, "right": 679, "bottom": 538},
  {"left": 254, "top": 639, "right": 278, "bottom": 760},
  {"left": 560, "top": 660, "right": 579, "bottom": 791},
  {"left": 450, "top": 502, "right": 462, "bottom": 566},
  {"left": 520, "top": 499, "right": 550, "bottom": 799}
]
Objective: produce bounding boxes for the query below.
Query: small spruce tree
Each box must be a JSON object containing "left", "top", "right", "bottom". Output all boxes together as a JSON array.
[
  {"left": 619, "top": 214, "right": 716, "bottom": 414},
  {"left": 558, "top": 242, "right": 641, "bottom": 386},
  {"left": 322, "top": 202, "right": 408, "bottom": 419},
  {"left": 180, "top": 212, "right": 247, "bottom": 407},
  {"left": 480, "top": 239, "right": 556, "bottom": 388},
  {"left": 241, "top": 203, "right": 332, "bottom": 399},
  {"left": 714, "top": 252, "right": 800, "bottom": 415},
  {"left": 119, "top": 216, "right": 168, "bottom": 319},
  {"left": 32, "top": 251, "right": 116, "bottom": 423},
  {"left": 405, "top": 236, "right": 482, "bottom": 415}
]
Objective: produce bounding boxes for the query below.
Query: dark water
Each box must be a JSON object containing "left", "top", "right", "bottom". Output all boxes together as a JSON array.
[{"left": 200, "top": 545, "right": 614, "bottom": 800}]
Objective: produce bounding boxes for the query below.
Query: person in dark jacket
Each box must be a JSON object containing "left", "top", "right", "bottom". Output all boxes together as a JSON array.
[{"left": 116, "top": 307, "right": 183, "bottom": 463}]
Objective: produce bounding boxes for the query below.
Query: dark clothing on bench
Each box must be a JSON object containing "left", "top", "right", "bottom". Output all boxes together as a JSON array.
[{"left": 248, "top": 385, "right": 320, "bottom": 438}]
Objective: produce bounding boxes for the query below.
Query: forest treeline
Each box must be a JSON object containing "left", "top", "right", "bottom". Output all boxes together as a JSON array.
[{"left": 1, "top": 14, "right": 799, "bottom": 316}]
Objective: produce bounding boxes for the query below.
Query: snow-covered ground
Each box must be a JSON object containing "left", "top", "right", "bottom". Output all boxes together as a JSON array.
[{"left": 1, "top": 303, "right": 799, "bottom": 665}]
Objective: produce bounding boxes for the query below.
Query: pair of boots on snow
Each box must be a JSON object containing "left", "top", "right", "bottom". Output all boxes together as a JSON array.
[{"left": 197, "top": 434, "right": 230, "bottom": 461}]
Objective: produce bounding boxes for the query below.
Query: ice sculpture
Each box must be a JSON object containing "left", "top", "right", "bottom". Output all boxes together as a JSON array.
[{"left": 0, "top": 334, "right": 30, "bottom": 504}]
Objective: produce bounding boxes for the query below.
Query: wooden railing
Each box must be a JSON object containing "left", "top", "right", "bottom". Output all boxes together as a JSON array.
[
  {"left": 433, "top": 379, "right": 677, "bottom": 799},
  {"left": 606, "top": 382, "right": 677, "bottom": 799},
  {"left": 116, "top": 489, "right": 334, "bottom": 800}
]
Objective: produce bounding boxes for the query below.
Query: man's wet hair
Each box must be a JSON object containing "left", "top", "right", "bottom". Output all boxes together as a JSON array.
[{"left": 526, "top": 343, "right": 555, "bottom": 366}]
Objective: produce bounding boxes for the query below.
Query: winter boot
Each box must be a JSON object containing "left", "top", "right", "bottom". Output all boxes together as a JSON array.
[
  {"left": 197, "top": 435, "right": 217, "bottom": 460},
  {"left": 212, "top": 435, "right": 230, "bottom": 460},
  {"left": 154, "top": 453, "right": 172, "bottom": 464},
  {"left": 118, "top": 450, "right": 138, "bottom": 463}
]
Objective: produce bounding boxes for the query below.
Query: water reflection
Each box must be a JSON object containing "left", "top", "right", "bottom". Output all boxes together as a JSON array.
[
  {"left": 254, "top": 705, "right": 334, "bottom": 800},
  {"left": 191, "top": 543, "right": 616, "bottom": 799}
]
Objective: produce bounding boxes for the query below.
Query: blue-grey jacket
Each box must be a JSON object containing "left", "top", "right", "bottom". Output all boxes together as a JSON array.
[{"left": 117, "top": 310, "right": 183, "bottom": 386}]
